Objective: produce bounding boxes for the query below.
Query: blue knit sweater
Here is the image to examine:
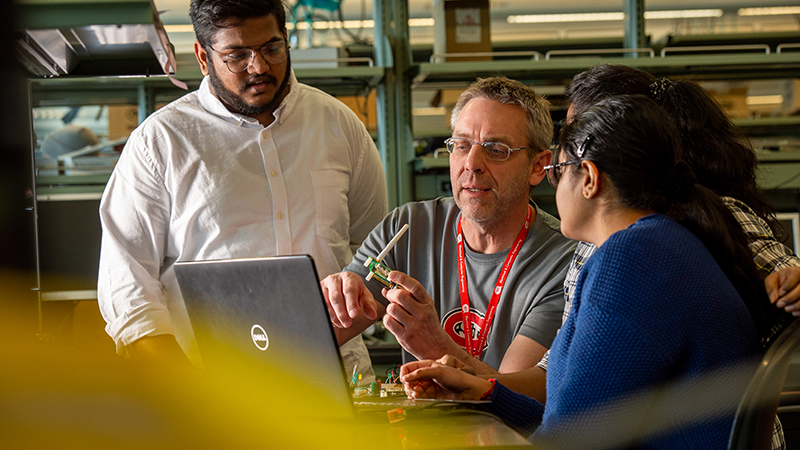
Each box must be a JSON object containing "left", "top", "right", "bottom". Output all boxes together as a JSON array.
[{"left": 487, "top": 214, "right": 761, "bottom": 449}]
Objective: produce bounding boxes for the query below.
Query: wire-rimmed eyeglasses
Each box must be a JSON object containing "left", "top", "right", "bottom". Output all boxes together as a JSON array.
[
  {"left": 444, "top": 137, "right": 530, "bottom": 162},
  {"left": 208, "top": 40, "right": 290, "bottom": 73}
]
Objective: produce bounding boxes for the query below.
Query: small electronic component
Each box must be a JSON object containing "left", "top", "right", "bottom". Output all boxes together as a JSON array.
[
  {"left": 364, "top": 257, "right": 396, "bottom": 289},
  {"left": 369, "top": 381, "right": 381, "bottom": 396},
  {"left": 385, "top": 365, "right": 402, "bottom": 384},
  {"left": 386, "top": 408, "right": 407, "bottom": 423},
  {"left": 352, "top": 386, "right": 371, "bottom": 397},
  {"left": 350, "top": 365, "right": 360, "bottom": 388},
  {"left": 364, "top": 224, "right": 409, "bottom": 289},
  {"left": 352, "top": 386, "right": 370, "bottom": 398}
]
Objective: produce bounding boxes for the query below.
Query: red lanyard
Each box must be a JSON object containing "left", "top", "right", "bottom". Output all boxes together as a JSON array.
[{"left": 457, "top": 205, "right": 532, "bottom": 359}]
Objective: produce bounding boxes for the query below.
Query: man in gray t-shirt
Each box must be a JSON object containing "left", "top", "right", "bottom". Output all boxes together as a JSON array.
[
  {"left": 339, "top": 197, "right": 574, "bottom": 369},
  {"left": 322, "top": 77, "right": 576, "bottom": 382}
]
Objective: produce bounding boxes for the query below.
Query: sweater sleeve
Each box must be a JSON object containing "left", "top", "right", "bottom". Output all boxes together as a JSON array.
[{"left": 483, "top": 381, "right": 545, "bottom": 437}]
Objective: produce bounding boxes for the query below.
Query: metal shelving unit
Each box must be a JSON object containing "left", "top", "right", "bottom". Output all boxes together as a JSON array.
[
  {"left": 23, "top": 0, "right": 410, "bottom": 321},
  {"left": 414, "top": 51, "right": 800, "bottom": 87},
  {"left": 19, "top": 0, "right": 800, "bottom": 336},
  {"left": 409, "top": 40, "right": 800, "bottom": 207},
  {"left": 15, "top": 0, "right": 176, "bottom": 78}
]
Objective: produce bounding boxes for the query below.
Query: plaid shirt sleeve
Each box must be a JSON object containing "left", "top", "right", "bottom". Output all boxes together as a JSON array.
[
  {"left": 725, "top": 197, "right": 796, "bottom": 450},
  {"left": 536, "top": 241, "right": 597, "bottom": 371},
  {"left": 722, "top": 197, "right": 800, "bottom": 273}
]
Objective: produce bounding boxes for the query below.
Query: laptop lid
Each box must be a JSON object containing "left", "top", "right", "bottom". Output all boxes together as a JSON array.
[{"left": 174, "top": 255, "right": 354, "bottom": 420}]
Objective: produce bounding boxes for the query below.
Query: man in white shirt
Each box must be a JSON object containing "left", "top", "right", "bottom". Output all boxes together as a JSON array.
[{"left": 97, "top": 0, "right": 387, "bottom": 379}]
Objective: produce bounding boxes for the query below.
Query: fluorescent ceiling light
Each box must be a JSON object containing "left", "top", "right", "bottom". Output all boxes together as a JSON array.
[
  {"left": 739, "top": 7, "right": 800, "bottom": 16},
  {"left": 288, "top": 20, "right": 375, "bottom": 30},
  {"left": 508, "top": 13, "right": 623, "bottom": 24},
  {"left": 164, "top": 24, "right": 195, "bottom": 33},
  {"left": 409, "top": 18, "right": 435, "bottom": 27},
  {"left": 413, "top": 107, "right": 447, "bottom": 116},
  {"left": 291, "top": 18, "right": 432, "bottom": 30},
  {"left": 746, "top": 95, "right": 784, "bottom": 106},
  {"left": 508, "top": 9, "right": 722, "bottom": 24},
  {"left": 314, "top": 20, "right": 374, "bottom": 30},
  {"left": 166, "top": 18, "right": 431, "bottom": 33},
  {"left": 645, "top": 9, "right": 722, "bottom": 19}
]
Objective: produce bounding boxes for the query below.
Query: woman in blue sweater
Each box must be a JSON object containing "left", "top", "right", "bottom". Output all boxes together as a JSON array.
[{"left": 400, "top": 95, "right": 764, "bottom": 449}]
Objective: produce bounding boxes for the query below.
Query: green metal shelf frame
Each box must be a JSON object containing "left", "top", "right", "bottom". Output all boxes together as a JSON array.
[
  {"left": 30, "top": 66, "right": 386, "bottom": 105},
  {"left": 25, "top": 0, "right": 800, "bottom": 208},
  {"left": 16, "top": 0, "right": 157, "bottom": 29},
  {"left": 413, "top": 52, "right": 800, "bottom": 87},
  {"left": 374, "top": 0, "right": 413, "bottom": 208}
]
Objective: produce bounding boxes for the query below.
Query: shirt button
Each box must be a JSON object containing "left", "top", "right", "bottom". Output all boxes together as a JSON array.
[
  {"left": 270, "top": 170, "right": 278, "bottom": 177},
  {"left": 277, "top": 212, "right": 284, "bottom": 220}
]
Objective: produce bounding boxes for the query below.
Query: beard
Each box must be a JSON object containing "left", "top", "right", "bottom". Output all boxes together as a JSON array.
[{"left": 207, "top": 56, "right": 291, "bottom": 117}]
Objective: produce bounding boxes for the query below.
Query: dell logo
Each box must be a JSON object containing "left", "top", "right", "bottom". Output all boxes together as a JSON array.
[{"left": 251, "top": 324, "right": 269, "bottom": 351}]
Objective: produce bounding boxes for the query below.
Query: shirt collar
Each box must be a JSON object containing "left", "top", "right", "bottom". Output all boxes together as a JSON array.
[
  {"left": 273, "top": 69, "right": 298, "bottom": 125},
  {"left": 197, "top": 68, "right": 298, "bottom": 128}
]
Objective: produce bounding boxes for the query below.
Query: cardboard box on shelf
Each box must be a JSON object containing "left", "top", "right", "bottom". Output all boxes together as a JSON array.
[
  {"left": 713, "top": 87, "right": 749, "bottom": 118},
  {"left": 699, "top": 79, "right": 800, "bottom": 119},
  {"left": 337, "top": 90, "right": 377, "bottom": 131},
  {"left": 430, "top": 88, "right": 465, "bottom": 129},
  {"left": 781, "top": 79, "right": 800, "bottom": 115},
  {"left": 701, "top": 81, "right": 749, "bottom": 118},
  {"left": 433, "top": 0, "right": 492, "bottom": 62},
  {"left": 430, "top": 89, "right": 464, "bottom": 108},
  {"left": 107, "top": 105, "right": 139, "bottom": 140},
  {"left": 107, "top": 104, "right": 167, "bottom": 141}
]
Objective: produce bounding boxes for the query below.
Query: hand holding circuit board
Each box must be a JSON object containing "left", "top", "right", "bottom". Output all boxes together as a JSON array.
[
  {"left": 320, "top": 224, "right": 408, "bottom": 332},
  {"left": 322, "top": 222, "right": 454, "bottom": 359},
  {"left": 363, "top": 224, "right": 457, "bottom": 361}
]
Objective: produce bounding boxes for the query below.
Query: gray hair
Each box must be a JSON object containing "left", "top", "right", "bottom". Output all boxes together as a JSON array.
[{"left": 450, "top": 77, "right": 553, "bottom": 158}]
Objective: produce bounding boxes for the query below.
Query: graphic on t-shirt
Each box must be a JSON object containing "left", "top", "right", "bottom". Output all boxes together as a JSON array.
[{"left": 441, "top": 307, "right": 488, "bottom": 353}]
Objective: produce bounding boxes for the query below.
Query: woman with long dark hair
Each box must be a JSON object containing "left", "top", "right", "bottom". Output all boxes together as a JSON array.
[
  {"left": 564, "top": 64, "right": 800, "bottom": 320},
  {"left": 554, "top": 68, "right": 799, "bottom": 449}
]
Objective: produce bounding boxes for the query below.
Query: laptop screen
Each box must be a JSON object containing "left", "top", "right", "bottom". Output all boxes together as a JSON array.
[{"left": 174, "top": 255, "right": 354, "bottom": 420}]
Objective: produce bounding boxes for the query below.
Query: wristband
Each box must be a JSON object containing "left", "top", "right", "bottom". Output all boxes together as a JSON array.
[{"left": 479, "top": 378, "right": 497, "bottom": 400}]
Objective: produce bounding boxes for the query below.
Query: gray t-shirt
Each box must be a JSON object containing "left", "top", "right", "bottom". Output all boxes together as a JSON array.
[{"left": 345, "top": 197, "right": 577, "bottom": 369}]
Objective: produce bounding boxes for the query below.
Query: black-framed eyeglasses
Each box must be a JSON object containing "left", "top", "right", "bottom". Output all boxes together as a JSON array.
[
  {"left": 543, "top": 159, "right": 582, "bottom": 188},
  {"left": 208, "top": 40, "right": 290, "bottom": 73},
  {"left": 444, "top": 137, "right": 529, "bottom": 162},
  {"left": 544, "top": 134, "right": 593, "bottom": 188}
]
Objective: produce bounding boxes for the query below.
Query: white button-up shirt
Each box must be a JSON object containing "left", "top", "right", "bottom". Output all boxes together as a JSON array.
[{"left": 98, "top": 71, "right": 388, "bottom": 372}]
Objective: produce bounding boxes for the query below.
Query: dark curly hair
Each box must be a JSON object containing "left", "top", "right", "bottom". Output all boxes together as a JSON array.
[
  {"left": 559, "top": 94, "right": 779, "bottom": 344},
  {"left": 565, "top": 64, "right": 780, "bottom": 236},
  {"left": 190, "top": 0, "right": 287, "bottom": 48}
]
